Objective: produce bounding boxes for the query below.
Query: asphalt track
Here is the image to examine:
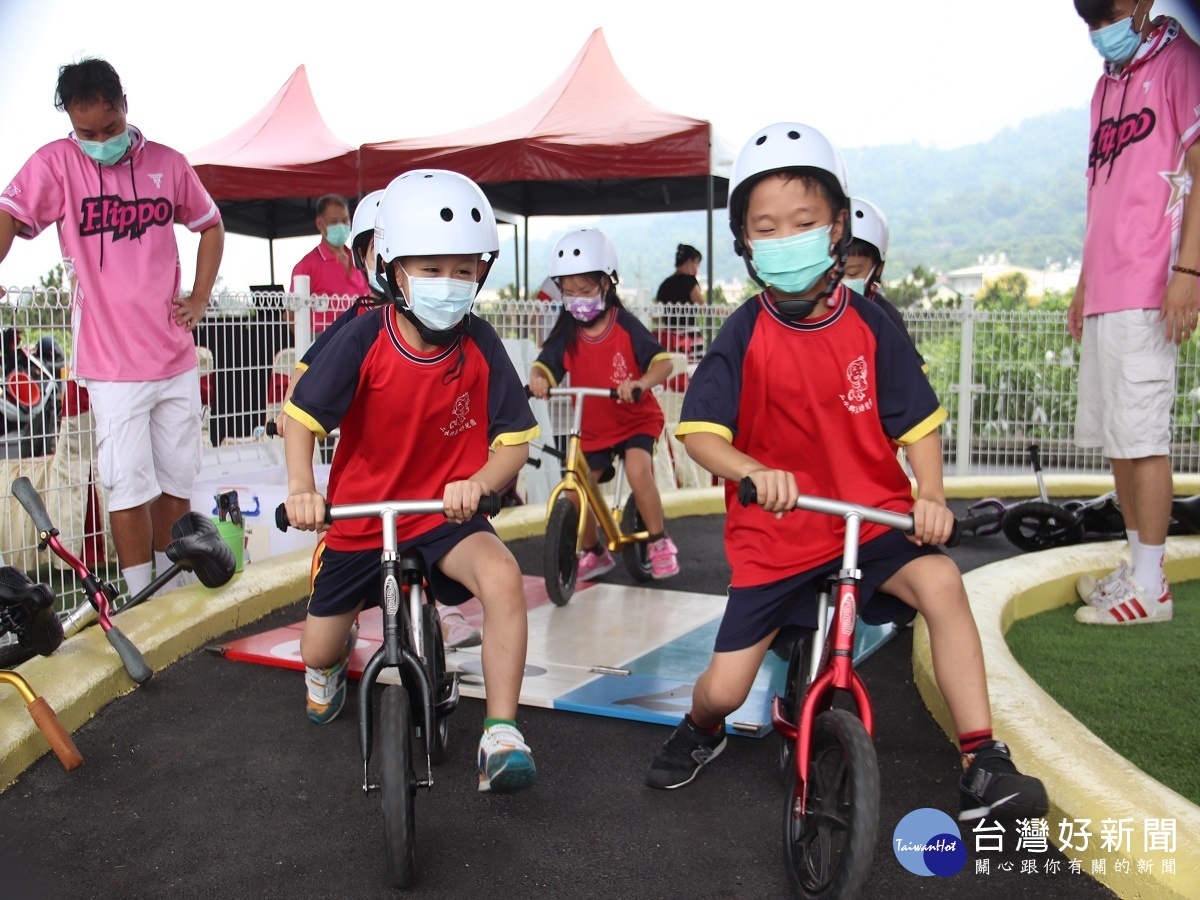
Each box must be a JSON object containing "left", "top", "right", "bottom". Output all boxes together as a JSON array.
[{"left": 0, "top": 502, "right": 1114, "bottom": 899}]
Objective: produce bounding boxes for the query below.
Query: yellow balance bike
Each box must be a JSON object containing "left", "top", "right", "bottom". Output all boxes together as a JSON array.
[{"left": 538, "top": 386, "right": 653, "bottom": 605}]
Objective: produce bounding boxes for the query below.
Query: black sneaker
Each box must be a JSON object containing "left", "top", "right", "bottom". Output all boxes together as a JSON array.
[
  {"left": 646, "top": 717, "right": 727, "bottom": 790},
  {"left": 959, "top": 741, "right": 1048, "bottom": 821}
]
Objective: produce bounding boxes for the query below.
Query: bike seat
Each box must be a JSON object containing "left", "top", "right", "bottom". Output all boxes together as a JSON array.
[
  {"left": 0, "top": 565, "right": 62, "bottom": 657},
  {"left": 165, "top": 513, "right": 236, "bottom": 588},
  {"left": 1172, "top": 494, "right": 1200, "bottom": 534}
]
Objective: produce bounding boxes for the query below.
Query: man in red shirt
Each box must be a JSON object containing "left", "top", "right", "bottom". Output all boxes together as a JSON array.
[{"left": 290, "top": 194, "right": 369, "bottom": 333}]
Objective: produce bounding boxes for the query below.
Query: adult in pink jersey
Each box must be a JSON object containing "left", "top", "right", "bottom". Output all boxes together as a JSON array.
[
  {"left": 289, "top": 194, "right": 369, "bottom": 334},
  {"left": 1070, "top": 1, "right": 1200, "bottom": 626},
  {"left": 0, "top": 59, "right": 224, "bottom": 602}
]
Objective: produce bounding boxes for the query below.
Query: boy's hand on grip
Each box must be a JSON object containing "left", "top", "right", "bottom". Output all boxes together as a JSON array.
[
  {"left": 528, "top": 370, "right": 551, "bottom": 400},
  {"left": 910, "top": 498, "right": 955, "bottom": 547},
  {"left": 286, "top": 491, "right": 328, "bottom": 533},
  {"left": 747, "top": 468, "right": 798, "bottom": 519},
  {"left": 444, "top": 480, "right": 485, "bottom": 524},
  {"left": 615, "top": 379, "right": 643, "bottom": 403}
]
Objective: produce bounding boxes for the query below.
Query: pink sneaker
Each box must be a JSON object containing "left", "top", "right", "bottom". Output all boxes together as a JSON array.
[
  {"left": 647, "top": 536, "right": 680, "bottom": 579},
  {"left": 577, "top": 546, "right": 616, "bottom": 581}
]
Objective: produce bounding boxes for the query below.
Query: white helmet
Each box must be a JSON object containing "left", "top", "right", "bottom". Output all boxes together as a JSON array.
[
  {"left": 374, "top": 169, "right": 499, "bottom": 288},
  {"left": 849, "top": 197, "right": 889, "bottom": 261},
  {"left": 728, "top": 122, "right": 850, "bottom": 246},
  {"left": 548, "top": 228, "right": 619, "bottom": 283},
  {"left": 350, "top": 189, "right": 385, "bottom": 271}
]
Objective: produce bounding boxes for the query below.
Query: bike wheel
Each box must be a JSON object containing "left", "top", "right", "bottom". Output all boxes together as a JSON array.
[
  {"left": 419, "top": 604, "right": 450, "bottom": 765},
  {"left": 380, "top": 685, "right": 417, "bottom": 889},
  {"left": 620, "top": 497, "right": 653, "bottom": 582},
  {"left": 783, "top": 709, "right": 880, "bottom": 900},
  {"left": 777, "top": 632, "right": 817, "bottom": 783},
  {"left": 1001, "top": 501, "right": 1085, "bottom": 552},
  {"left": 544, "top": 496, "right": 579, "bottom": 606}
]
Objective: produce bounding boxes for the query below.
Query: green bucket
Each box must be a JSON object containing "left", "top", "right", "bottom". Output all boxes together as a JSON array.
[{"left": 214, "top": 518, "right": 245, "bottom": 573}]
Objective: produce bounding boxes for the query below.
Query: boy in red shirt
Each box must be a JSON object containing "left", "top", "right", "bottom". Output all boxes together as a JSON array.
[
  {"left": 283, "top": 170, "right": 539, "bottom": 793},
  {"left": 645, "top": 123, "right": 1046, "bottom": 822}
]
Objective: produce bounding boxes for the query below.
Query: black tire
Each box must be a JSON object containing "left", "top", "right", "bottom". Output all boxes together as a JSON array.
[
  {"left": 544, "top": 496, "right": 579, "bottom": 606},
  {"left": 1001, "top": 501, "right": 1085, "bottom": 552},
  {"left": 620, "top": 497, "right": 653, "bottom": 582},
  {"left": 380, "top": 685, "right": 416, "bottom": 889},
  {"left": 783, "top": 709, "right": 880, "bottom": 900},
  {"left": 777, "top": 631, "right": 817, "bottom": 783},
  {"left": 419, "top": 604, "right": 450, "bottom": 765}
]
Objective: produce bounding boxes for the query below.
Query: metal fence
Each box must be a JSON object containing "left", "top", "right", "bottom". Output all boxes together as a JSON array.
[{"left": 1, "top": 285, "right": 1198, "bottom": 623}]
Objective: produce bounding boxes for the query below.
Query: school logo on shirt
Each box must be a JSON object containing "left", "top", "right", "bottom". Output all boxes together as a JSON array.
[
  {"left": 2, "top": 183, "right": 18, "bottom": 199},
  {"left": 440, "top": 392, "right": 478, "bottom": 437},
  {"left": 611, "top": 352, "right": 630, "bottom": 386},
  {"left": 840, "top": 356, "right": 873, "bottom": 414},
  {"left": 1089, "top": 108, "right": 1155, "bottom": 173},
  {"left": 78, "top": 195, "right": 174, "bottom": 241}
]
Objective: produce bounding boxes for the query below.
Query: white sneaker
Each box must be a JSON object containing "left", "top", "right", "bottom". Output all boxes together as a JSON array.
[
  {"left": 1075, "top": 560, "right": 1130, "bottom": 607},
  {"left": 1075, "top": 574, "right": 1173, "bottom": 625},
  {"left": 477, "top": 723, "right": 537, "bottom": 793}
]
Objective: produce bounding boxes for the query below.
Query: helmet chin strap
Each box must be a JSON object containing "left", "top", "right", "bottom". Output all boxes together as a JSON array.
[{"left": 735, "top": 214, "right": 850, "bottom": 321}]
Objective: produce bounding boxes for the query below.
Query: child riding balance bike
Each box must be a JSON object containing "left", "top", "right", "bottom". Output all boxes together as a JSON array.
[{"left": 528, "top": 228, "right": 679, "bottom": 590}]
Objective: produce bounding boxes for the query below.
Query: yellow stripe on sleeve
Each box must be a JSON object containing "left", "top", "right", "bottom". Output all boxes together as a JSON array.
[
  {"left": 674, "top": 421, "right": 734, "bottom": 443},
  {"left": 895, "top": 407, "right": 948, "bottom": 447},
  {"left": 282, "top": 401, "right": 328, "bottom": 439},
  {"left": 531, "top": 361, "right": 558, "bottom": 387},
  {"left": 491, "top": 425, "right": 542, "bottom": 451}
]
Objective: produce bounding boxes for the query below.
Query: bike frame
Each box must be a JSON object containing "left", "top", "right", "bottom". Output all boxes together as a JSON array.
[
  {"left": 542, "top": 387, "right": 649, "bottom": 552},
  {"left": 769, "top": 495, "right": 914, "bottom": 815},
  {"left": 326, "top": 500, "right": 461, "bottom": 795}
]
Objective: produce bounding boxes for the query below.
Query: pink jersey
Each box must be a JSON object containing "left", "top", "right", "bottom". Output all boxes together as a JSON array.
[
  {"left": 1082, "top": 19, "right": 1200, "bottom": 316},
  {"left": 0, "top": 127, "right": 221, "bottom": 381}
]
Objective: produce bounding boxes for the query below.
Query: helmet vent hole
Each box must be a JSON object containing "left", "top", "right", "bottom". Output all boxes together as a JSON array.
[
  {"left": 787, "top": 130, "right": 800, "bottom": 140},
  {"left": 557, "top": 250, "right": 564, "bottom": 258},
  {"left": 471, "top": 208, "right": 481, "bottom": 222},
  {"left": 440, "top": 208, "right": 454, "bottom": 222},
  {"left": 572, "top": 249, "right": 581, "bottom": 256},
  {"left": 855, "top": 210, "right": 864, "bottom": 218},
  {"left": 755, "top": 135, "right": 767, "bottom": 146},
  {"left": 423, "top": 174, "right": 433, "bottom": 178}
]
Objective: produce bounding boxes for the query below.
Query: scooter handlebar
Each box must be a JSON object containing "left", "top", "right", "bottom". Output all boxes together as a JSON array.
[{"left": 275, "top": 493, "right": 504, "bottom": 532}]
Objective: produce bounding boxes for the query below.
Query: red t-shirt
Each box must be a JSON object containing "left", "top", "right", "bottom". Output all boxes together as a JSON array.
[
  {"left": 533, "top": 307, "right": 671, "bottom": 452},
  {"left": 285, "top": 309, "right": 539, "bottom": 549},
  {"left": 677, "top": 287, "right": 946, "bottom": 588}
]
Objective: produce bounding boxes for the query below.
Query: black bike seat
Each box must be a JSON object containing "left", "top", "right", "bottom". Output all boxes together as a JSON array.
[
  {"left": 0, "top": 565, "right": 62, "bottom": 656},
  {"left": 166, "top": 513, "right": 236, "bottom": 588},
  {"left": 1171, "top": 494, "right": 1200, "bottom": 534}
]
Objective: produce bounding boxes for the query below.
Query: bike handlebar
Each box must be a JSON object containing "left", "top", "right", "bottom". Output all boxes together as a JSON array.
[
  {"left": 524, "top": 385, "right": 643, "bottom": 403},
  {"left": 275, "top": 493, "right": 504, "bottom": 532},
  {"left": 736, "top": 477, "right": 961, "bottom": 548},
  {"left": 13, "top": 476, "right": 54, "bottom": 536},
  {"left": 265, "top": 421, "right": 278, "bottom": 437},
  {"left": 26, "top": 696, "right": 83, "bottom": 771}
]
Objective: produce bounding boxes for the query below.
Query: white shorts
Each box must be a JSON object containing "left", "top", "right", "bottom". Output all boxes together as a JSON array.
[
  {"left": 87, "top": 370, "right": 203, "bottom": 511},
  {"left": 1076, "top": 310, "right": 1176, "bottom": 459}
]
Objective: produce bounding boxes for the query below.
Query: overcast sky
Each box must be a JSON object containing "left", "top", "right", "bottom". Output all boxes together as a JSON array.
[{"left": 2, "top": 0, "right": 1197, "bottom": 291}]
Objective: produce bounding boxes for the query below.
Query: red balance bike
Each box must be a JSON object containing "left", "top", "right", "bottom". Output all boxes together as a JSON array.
[{"left": 738, "top": 477, "right": 959, "bottom": 900}]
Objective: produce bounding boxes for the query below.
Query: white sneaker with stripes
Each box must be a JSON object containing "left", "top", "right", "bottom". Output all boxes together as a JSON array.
[{"left": 1075, "top": 573, "right": 1173, "bottom": 626}]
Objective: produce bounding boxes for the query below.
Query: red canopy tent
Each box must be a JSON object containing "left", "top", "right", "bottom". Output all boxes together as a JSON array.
[
  {"left": 359, "top": 29, "right": 730, "bottom": 296},
  {"left": 187, "top": 65, "right": 360, "bottom": 281}
]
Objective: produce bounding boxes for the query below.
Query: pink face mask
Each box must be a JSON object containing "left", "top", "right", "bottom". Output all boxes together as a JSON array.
[{"left": 565, "top": 293, "right": 605, "bottom": 322}]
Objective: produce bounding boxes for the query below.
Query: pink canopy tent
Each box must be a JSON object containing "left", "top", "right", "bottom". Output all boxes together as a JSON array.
[{"left": 187, "top": 65, "right": 360, "bottom": 281}]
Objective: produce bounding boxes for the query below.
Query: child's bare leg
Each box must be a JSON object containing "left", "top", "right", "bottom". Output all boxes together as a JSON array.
[
  {"left": 691, "top": 632, "right": 776, "bottom": 728},
  {"left": 300, "top": 605, "right": 363, "bottom": 668},
  {"left": 624, "top": 447, "right": 665, "bottom": 535},
  {"left": 880, "top": 555, "right": 990, "bottom": 735},
  {"left": 438, "top": 531, "right": 527, "bottom": 721}
]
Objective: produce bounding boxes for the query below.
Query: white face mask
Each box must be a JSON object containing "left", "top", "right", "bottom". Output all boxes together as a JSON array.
[{"left": 401, "top": 268, "right": 477, "bottom": 332}]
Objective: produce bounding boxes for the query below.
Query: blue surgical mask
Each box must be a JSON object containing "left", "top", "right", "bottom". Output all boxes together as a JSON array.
[
  {"left": 1090, "top": 3, "right": 1145, "bottom": 64},
  {"left": 750, "top": 226, "right": 835, "bottom": 296},
  {"left": 78, "top": 130, "right": 131, "bottom": 167},
  {"left": 564, "top": 293, "right": 606, "bottom": 322},
  {"left": 402, "top": 270, "right": 476, "bottom": 332},
  {"left": 843, "top": 277, "right": 867, "bottom": 296},
  {"left": 325, "top": 223, "right": 352, "bottom": 248},
  {"left": 367, "top": 269, "right": 385, "bottom": 296}
]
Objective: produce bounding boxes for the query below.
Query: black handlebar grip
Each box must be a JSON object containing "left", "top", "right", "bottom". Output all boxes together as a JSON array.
[
  {"left": 12, "top": 476, "right": 54, "bottom": 535},
  {"left": 275, "top": 503, "right": 289, "bottom": 532},
  {"left": 106, "top": 627, "right": 153, "bottom": 685},
  {"left": 607, "top": 387, "right": 644, "bottom": 402},
  {"left": 1028, "top": 444, "right": 1042, "bottom": 472},
  {"left": 478, "top": 493, "right": 503, "bottom": 518},
  {"left": 525, "top": 457, "right": 542, "bottom": 469},
  {"left": 265, "top": 421, "right": 278, "bottom": 437},
  {"left": 524, "top": 385, "right": 534, "bottom": 399},
  {"left": 944, "top": 519, "right": 962, "bottom": 549},
  {"left": 738, "top": 476, "right": 758, "bottom": 507}
]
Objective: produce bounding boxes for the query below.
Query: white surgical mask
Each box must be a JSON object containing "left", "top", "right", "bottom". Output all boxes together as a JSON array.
[{"left": 401, "top": 269, "right": 476, "bottom": 332}]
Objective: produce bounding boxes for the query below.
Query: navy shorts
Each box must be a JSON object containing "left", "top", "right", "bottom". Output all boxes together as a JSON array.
[
  {"left": 714, "top": 530, "right": 944, "bottom": 653},
  {"left": 308, "top": 517, "right": 494, "bottom": 617},
  {"left": 584, "top": 433, "right": 656, "bottom": 481}
]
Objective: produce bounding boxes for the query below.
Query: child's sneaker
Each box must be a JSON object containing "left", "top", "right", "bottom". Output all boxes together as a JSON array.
[
  {"left": 1075, "top": 573, "right": 1173, "bottom": 625},
  {"left": 959, "top": 741, "right": 1048, "bottom": 821},
  {"left": 577, "top": 545, "right": 615, "bottom": 581},
  {"left": 647, "top": 536, "right": 680, "bottom": 579},
  {"left": 440, "top": 609, "right": 482, "bottom": 649},
  {"left": 1075, "top": 560, "right": 1130, "bottom": 606},
  {"left": 645, "top": 716, "right": 727, "bottom": 790},
  {"left": 305, "top": 624, "right": 358, "bottom": 725},
  {"left": 477, "top": 723, "right": 537, "bottom": 793}
]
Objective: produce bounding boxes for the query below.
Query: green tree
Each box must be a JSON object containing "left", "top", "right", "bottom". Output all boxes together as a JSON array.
[
  {"left": 977, "top": 271, "right": 1030, "bottom": 310},
  {"left": 886, "top": 265, "right": 939, "bottom": 307}
]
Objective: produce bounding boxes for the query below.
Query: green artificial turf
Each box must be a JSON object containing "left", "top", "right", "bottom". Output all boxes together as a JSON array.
[{"left": 1006, "top": 581, "right": 1200, "bottom": 807}]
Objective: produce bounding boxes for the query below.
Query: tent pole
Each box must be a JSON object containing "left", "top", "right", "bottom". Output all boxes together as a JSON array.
[
  {"left": 512, "top": 223, "right": 520, "bottom": 300},
  {"left": 523, "top": 216, "right": 530, "bottom": 301},
  {"left": 706, "top": 173, "right": 714, "bottom": 303},
  {"left": 269, "top": 238, "right": 276, "bottom": 285}
]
